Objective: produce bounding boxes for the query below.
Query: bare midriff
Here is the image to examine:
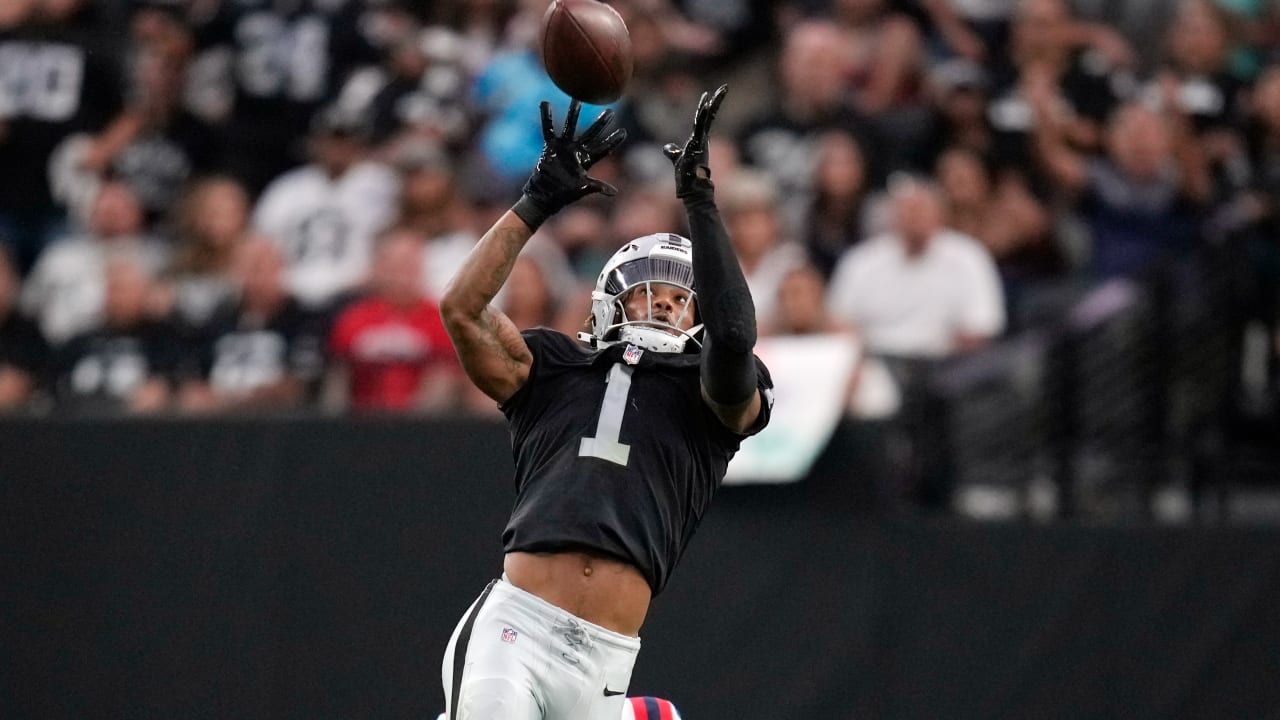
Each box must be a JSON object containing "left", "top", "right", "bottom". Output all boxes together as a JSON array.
[{"left": 504, "top": 550, "right": 651, "bottom": 637}]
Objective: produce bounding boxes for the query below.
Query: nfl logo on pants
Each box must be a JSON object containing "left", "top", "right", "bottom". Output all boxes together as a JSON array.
[{"left": 501, "top": 627, "right": 518, "bottom": 643}]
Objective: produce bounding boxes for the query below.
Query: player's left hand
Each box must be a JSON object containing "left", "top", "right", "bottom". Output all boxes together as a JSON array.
[{"left": 663, "top": 84, "right": 728, "bottom": 203}]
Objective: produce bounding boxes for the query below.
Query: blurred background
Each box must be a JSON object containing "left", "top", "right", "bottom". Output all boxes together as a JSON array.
[{"left": 2, "top": 0, "right": 1280, "bottom": 718}]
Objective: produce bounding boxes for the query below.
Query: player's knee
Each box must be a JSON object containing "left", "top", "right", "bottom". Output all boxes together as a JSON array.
[{"left": 456, "top": 677, "right": 540, "bottom": 720}]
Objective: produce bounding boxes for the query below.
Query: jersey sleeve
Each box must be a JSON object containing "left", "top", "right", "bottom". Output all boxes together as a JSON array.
[
  {"left": 704, "top": 354, "right": 774, "bottom": 439},
  {"left": 498, "top": 328, "right": 557, "bottom": 417}
]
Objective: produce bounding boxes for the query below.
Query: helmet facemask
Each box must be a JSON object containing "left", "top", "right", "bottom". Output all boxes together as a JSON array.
[
  {"left": 582, "top": 235, "right": 704, "bottom": 353},
  {"left": 612, "top": 279, "right": 701, "bottom": 353}
]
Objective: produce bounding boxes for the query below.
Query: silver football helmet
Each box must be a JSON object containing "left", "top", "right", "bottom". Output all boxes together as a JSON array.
[{"left": 579, "top": 233, "right": 702, "bottom": 353}]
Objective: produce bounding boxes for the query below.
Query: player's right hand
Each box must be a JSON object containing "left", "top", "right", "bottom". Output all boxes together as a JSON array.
[{"left": 519, "top": 100, "right": 626, "bottom": 224}]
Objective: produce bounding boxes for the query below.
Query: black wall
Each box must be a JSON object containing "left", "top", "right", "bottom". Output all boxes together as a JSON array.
[{"left": 3, "top": 418, "right": 1279, "bottom": 719}]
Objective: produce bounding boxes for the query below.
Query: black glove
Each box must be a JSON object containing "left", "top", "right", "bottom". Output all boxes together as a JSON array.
[
  {"left": 513, "top": 100, "right": 626, "bottom": 231},
  {"left": 662, "top": 84, "right": 728, "bottom": 206}
]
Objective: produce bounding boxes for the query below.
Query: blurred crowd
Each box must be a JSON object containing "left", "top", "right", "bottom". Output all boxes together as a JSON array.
[{"left": 0, "top": 0, "right": 1278, "bottom": 440}]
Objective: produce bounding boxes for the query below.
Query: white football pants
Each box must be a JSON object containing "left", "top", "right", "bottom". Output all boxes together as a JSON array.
[{"left": 443, "top": 576, "right": 641, "bottom": 720}]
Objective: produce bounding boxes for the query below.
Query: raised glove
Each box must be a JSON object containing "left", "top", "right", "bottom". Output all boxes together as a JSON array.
[
  {"left": 662, "top": 84, "right": 728, "bottom": 206},
  {"left": 513, "top": 100, "right": 626, "bottom": 230}
]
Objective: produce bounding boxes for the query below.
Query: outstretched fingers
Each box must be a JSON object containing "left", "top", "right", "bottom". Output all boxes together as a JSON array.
[
  {"left": 692, "top": 84, "right": 729, "bottom": 143},
  {"left": 562, "top": 100, "right": 583, "bottom": 139},
  {"left": 577, "top": 108, "right": 615, "bottom": 147},
  {"left": 583, "top": 128, "right": 626, "bottom": 169},
  {"left": 540, "top": 101, "right": 559, "bottom": 143}
]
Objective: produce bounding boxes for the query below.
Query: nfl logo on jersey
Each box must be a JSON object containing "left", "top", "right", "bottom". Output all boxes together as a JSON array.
[
  {"left": 623, "top": 344, "right": 644, "bottom": 365},
  {"left": 501, "top": 627, "right": 518, "bottom": 643}
]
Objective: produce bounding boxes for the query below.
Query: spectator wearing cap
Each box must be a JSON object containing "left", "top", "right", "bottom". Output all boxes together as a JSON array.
[
  {"left": 390, "top": 141, "right": 478, "bottom": 300},
  {"left": 252, "top": 105, "right": 399, "bottom": 315},
  {"left": 327, "top": 227, "right": 459, "bottom": 413},
  {"left": 828, "top": 175, "right": 1005, "bottom": 358},
  {"left": 915, "top": 58, "right": 997, "bottom": 171},
  {"left": 0, "top": 247, "right": 49, "bottom": 412}
]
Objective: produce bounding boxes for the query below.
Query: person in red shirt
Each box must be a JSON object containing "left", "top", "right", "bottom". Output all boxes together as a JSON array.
[{"left": 329, "top": 228, "right": 460, "bottom": 412}]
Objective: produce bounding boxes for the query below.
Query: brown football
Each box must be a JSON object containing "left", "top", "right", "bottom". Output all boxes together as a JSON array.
[{"left": 540, "top": 0, "right": 633, "bottom": 104}]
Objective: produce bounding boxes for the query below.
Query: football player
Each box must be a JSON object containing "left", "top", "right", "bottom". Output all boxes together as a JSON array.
[{"left": 439, "top": 85, "right": 772, "bottom": 720}]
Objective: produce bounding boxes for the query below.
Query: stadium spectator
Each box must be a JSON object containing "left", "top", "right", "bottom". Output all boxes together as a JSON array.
[
  {"left": 828, "top": 175, "right": 1006, "bottom": 358},
  {"left": 1030, "top": 86, "right": 1212, "bottom": 279},
  {"left": 359, "top": 26, "right": 472, "bottom": 149},
  {"left": 0, "top": 0, "right": 125, "bottom": 272},
  {"left": 52, "top": 252, "right": 176, "bottom": 415},
  {"left": 766, "top": 263, "right": 847, "bottom": 337},
  {"left": 497, "top": 239, "right": 578, "bottom": 333},
  {"left": 252, "top": 105, "right": 399, "bottom": 314},
  {"left": 935, "top": 145, "right": 1059, "bottom": 317},
  {"left": 191, "top": 0, "right": 382, "bottom": 195},
  {"left": 0, "top": 247, "right": 48, "bottom": 412},
  {"left": 178, "top": 238, "right": 325, "bottom": 414},
  {"left": 802, "top": 129, "right": 880, "bottom": 277},
  {"left": 915, "top": 58, "right": 998, "bottom": 171},
  {"left": 829, "top": 0, "right": 928, "bottom": 116},
  {"left": 21, "top": 180, "right": 168, "bottom": 345},
  {"left": 1150, "top": 0, "right": 1251, "bottom": 202},
  {"left": 610, "top": 184, "right": 686, "bottom": 253},
  {"left": 468, "top": 15, "right": 615, "bottom": 191},
  {"left": 986, "top": 0, "right": 1131, "bottom": 185},
  {"left": 915, "top": 0, "right": 1012, "bottom": 63},
  {"left": 160, "top": 176, "right": 252, "bottom": 336},
  {"left": 390, "top": 141, "right": 477, "bottom": 299},
  {"left": 327, "top": 228, "right": 459, "bottom": 413},
  {"left": 720, "top": 171, "right": 807, "bottom": 327},
  {"left": 61, "top": 14, "right": 220, "bottom": 224},
  {"left": 1156, "top": 0, "right": 1246, "bottom": 135},
  {"left": 738, "top": 20, "right": 882, "bottom": 238},
  {"left": 547, "top": 203, "right": 614, "bottom": 282}
]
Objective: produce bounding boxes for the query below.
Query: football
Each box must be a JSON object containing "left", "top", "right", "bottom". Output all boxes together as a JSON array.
[{"left": 540, "top": 0, "right": 633, "bottom": 104}]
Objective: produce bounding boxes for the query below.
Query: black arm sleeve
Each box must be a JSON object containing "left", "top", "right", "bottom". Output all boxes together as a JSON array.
[{"left": 686, "top": 197, "right": 758, "bottom": 406}]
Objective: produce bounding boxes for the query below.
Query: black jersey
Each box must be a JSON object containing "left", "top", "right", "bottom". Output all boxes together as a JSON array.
[
  {"left": 189, "top": 297, "right": 327, "bottom": 396},
  {"left": 500, "top": 329, "right": 773, "bottom": 596},
  {"left": 53, "top": 321, "right": 178, "bottom": 415}
]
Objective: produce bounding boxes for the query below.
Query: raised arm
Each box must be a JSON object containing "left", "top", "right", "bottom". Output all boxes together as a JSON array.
[
  {"left": 440, "top": 100, "right": 625, "bottom": 403},
  {"left": 663, "top": 86, "right": 762, "bottom": 433},
  {"left": 1025, "top": 66, "right": 1088, "bottom": 193}
]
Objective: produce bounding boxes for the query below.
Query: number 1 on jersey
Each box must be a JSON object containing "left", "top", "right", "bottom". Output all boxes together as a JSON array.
[{"left": 579, "top": 363, "right": 634, "bottom": 466}]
